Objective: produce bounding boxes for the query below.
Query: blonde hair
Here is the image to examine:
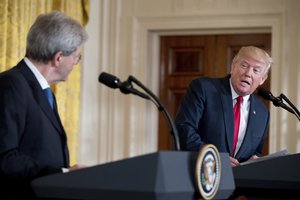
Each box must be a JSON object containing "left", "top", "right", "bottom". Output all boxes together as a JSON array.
[{"left": 233, "top": 46, "right": 273, "bottom": 74}]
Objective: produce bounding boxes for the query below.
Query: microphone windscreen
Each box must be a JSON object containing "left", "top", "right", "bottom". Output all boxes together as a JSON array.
[
  {"left": 257, "top": 87, "right": 272, "bottom": 101},
  {"left": 98, "top": 72, "right": 119, "bottom": 89}
]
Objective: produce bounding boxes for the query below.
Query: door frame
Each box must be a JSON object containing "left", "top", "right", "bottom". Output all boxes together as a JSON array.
[{"left": 145, "top": 27, "right": 276, "bottom": 152}]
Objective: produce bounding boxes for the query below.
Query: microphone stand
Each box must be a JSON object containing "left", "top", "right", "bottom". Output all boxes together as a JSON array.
[
  {"left": 272, "top": 96, "right": 295, "bottom": 114},
  {"left": 279, "top": 93, "right": 300, "bottom": 122},
  {"left": 128, "top": 75, "right": 181, "bottom": 151}
]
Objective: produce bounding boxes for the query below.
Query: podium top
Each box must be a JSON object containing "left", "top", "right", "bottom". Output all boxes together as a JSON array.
[{"left": 32, "top": 151, "right": 234, "bottom": 200}]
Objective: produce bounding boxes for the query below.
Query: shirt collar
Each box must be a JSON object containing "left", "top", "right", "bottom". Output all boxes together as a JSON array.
[{"left": 24, "top": 57, "right": 50, "bottom": 90}]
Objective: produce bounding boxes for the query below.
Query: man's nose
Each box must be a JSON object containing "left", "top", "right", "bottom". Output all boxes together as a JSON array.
[{"left": 244, "top": 67, "right": 253, "bottom": 77}]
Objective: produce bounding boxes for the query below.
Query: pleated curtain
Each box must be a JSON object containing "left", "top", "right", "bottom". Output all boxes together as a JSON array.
[{"left": 0, "top": 0, "right": 89, "bottom": 165}]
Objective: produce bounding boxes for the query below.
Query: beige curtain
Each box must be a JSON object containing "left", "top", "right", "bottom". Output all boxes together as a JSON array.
[{"left": 0, "top": 0, "right": 89, "bottom": 165}]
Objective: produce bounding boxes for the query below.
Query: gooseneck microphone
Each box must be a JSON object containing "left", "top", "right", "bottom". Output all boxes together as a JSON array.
[
  {"left": 98, "top": 71, "right": 181, "bottom": 150},
  {"left": 257, "top": 87, "right": 293, "bottom": 113},
  {"left": 98, "top": 72, "right": 119, "bottom": 89},
  {"left": 99, "top": 72, "right": 150, "bottom": 99},
  {"left": 257, "top": 87, "right": 300, "bottom": 121}
]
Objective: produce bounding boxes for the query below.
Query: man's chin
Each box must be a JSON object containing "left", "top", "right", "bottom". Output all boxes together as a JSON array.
[{"left": 237, "top": 89, "right": 251, "bottom": 96}]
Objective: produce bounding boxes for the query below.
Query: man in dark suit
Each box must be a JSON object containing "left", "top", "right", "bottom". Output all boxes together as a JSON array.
[
  {"left": 175, "top": 46, "right": 272, "bottom": 167},
  {"left": 0, "top": 11, "right": 88, "bottom": 199}
]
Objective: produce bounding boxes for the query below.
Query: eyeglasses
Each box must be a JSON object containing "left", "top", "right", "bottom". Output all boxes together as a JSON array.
[
  {"left": 74, "top": 54, "right": 82, "bottom": 64},
  {"left": 59, "top": 50, "right": 82, "bottom": 65}
]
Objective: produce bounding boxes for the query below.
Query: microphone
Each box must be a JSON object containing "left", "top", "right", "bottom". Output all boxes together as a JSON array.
[
  {"left": 98, "top": 72, "right": 119, "bottom": 89},
  {"left": 257, "top": 87, "right": 280, "bottom": 106},
  {"left": 257, "top": 87, "right": 294, "bottom": 113},
  {"left": 98, "top": 72, "right": 150, "bottom": 99},
  {"left": 99, "top": 71, "right": 181, "bottom": 150}
]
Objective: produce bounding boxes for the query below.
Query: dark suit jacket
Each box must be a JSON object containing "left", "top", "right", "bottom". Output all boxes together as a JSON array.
[
  {"left": 175, "top": 75, "right": 269, "bottom": 162},
  {"left": 0, "top": 60, "right": 69, "bottom": 199}
]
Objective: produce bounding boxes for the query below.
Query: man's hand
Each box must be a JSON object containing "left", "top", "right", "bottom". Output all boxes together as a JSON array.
[
  {"left": 249, "top": 155, "right": 259, "bottom": 160},
  {"left": 68, "top": 164, "right": 87, "bottom": 172},
  {"left": 230, "top": 156, "right": 240, "bottom": 167}
]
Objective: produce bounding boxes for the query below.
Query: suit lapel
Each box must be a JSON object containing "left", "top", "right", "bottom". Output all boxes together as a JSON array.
[
  {"left": 52, "top": 94, "right": 67, "bottom": 134},
  {"left": 219, "top": 76, "right": 235, "bottom": 155},
  {"left": 38, "top": 89, "right": 65, "bottom": 134}
]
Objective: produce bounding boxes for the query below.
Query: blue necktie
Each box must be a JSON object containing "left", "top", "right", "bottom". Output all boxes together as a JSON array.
[{"left": 43, "top": 88, "right": 54, "bottom": 109}]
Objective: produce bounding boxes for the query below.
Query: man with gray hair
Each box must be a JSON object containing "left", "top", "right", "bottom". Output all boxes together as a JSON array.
[{"left": 0, "top": 11, "right": 88, "bottom": 199}]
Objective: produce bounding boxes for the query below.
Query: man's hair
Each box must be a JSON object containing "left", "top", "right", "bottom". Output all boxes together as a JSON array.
[
  {"left": 26, "top": 11, "right": 88, "bottom": 64},
  {"left": 232, "top": 46, "right": 273, "bottom": 74}
]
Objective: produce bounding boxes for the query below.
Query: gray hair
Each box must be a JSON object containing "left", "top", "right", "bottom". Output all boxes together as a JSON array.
[{"left": 26, "top": 11, "right": 88, "bottom": 64}]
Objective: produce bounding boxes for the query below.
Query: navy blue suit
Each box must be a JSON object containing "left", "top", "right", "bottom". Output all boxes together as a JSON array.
[
  {"left": 0, "top": 60, "right": 69, "bottom": 199},
  {"left": 175, "top": 75, "right": 269, "bottom": 162}
]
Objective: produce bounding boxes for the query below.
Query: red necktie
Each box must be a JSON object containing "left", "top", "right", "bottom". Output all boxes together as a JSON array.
[{"left": 233, "top": 96, "right": 243, "bottom": 155}]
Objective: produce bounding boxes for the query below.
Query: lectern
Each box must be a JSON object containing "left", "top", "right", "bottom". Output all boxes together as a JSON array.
[
  {"left": 32, "top": 151, "right": 234, "bottom": 200},
  {"left": 233, "top": 153, "right": 300, "bottom": 199}
]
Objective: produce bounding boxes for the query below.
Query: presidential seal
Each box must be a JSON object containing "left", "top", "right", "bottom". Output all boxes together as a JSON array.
[{"left": 195, "top": 144, "right": 221, "bottom": 200}]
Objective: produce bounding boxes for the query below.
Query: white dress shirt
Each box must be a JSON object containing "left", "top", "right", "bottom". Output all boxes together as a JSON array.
[{"left": 229, "top": 79, "right": 250, "bottom": 156}]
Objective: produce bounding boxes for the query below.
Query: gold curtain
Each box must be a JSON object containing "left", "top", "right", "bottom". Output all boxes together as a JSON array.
[{"left": 0, "top": 0, "right": 89, "bottom": 165}]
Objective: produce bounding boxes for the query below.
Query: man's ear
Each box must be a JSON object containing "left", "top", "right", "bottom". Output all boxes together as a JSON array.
[{"left": 52, "top": 51, "right": 63, "bottom": 66}]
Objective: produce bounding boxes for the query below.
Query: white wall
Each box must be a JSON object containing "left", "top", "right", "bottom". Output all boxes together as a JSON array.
[{"left": 80, "top": 0, "right": 300, "bottom": 165}]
